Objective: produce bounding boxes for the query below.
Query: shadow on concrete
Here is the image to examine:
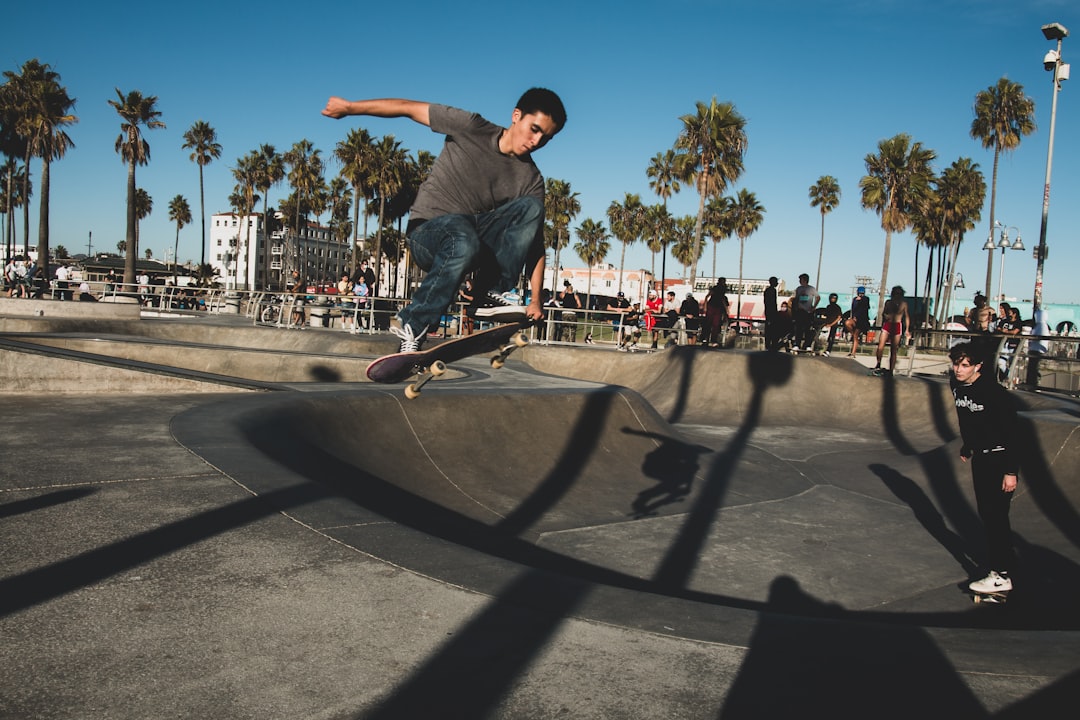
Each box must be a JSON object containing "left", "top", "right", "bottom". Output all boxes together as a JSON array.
[{"left": 0, "top": 486, "right": 98, "bottom": 521}]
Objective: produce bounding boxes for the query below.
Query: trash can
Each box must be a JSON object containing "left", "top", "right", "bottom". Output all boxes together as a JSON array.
[
  {"left": 223, "top": 293, "right": 241, "bottom": 314},
  {"left": 309, "top": 305, "right": 329, "bottom": 327}
]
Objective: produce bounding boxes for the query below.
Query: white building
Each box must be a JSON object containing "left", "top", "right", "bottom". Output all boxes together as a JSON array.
[{"left": 210, "top": 212, "right": 356, "bottom": 291}]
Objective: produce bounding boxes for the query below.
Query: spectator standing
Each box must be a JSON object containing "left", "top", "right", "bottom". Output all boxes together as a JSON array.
[
  {"left": 792, "top": 273, "right": 819, "bottom": 351},
  {"left": 819, "top": 292, "right": 843, "bottom": 356},
  {"left": 702, "top": 278, "right": 730, "bottom": 348},
  {"left": 873, "top": 285, "right": 911, "bottom": 375},
  {"left": 678, "top": 293, "right": 701, "bottom": 346},
  {"left": 558, "top": 281, "right": 582, "bottom": 342},
  {"left": 847, "top": 286, "right": 871, "bottom": 357},
  {"left": 763, "top": 276, "right": 781, "bottom": 351}
]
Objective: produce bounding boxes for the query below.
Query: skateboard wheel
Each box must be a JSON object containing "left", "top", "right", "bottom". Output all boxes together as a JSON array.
[
  {"left": 513, "top": 332, "right": 529, "bottom": 348},
  {"left": 491, "top": 356, "right": 505, "bottom": 369},
  {"left": 430, "top": 360, "right": 447, "bottom": 377},
  {"left": 405, "top": 384, "right": 421, "bottom": 399}
]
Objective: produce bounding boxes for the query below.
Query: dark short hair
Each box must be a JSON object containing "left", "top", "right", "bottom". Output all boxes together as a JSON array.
[
  {"left": 949, "top": 341, "right": 986, "bottom": 366},
  {"left": 517, "top": 88, "right": 567, "bottom": 131}
]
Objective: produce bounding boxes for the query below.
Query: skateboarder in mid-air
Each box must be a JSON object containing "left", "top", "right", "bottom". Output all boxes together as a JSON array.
[
  {"left": 949, "top": 341, "right": 1019, "bottom": 597},
  {"left": 322, "top": 88, "right": 567, "bottom": 352}
]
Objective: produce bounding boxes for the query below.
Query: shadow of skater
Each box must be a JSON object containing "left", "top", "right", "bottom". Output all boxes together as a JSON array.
[
  {"left": 623, "top": 428, "right": 712, "bottom": 518},
  {"left": 718, "top": 576, "right": 986, "bottom": 719},
  {"left": 870, "top": 460, "right": 980, "bottom": 576}
]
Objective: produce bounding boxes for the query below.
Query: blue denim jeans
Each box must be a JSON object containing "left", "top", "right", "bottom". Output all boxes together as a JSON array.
[{"left": 398, "top": 195, "right": 543, "bottom": 334}]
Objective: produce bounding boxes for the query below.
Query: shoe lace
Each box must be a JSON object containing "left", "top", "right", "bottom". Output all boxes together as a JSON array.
[
  {"left": 484, "top": 290, "right": 514, "bottom": 306},
  {"left": 391, "top": 323, "right": 425, "bottom": 352}
]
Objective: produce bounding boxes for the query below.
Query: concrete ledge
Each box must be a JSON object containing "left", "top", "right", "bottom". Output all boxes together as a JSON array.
[{"left": 0, "top": 296, "right": 141, "bottom": 320}]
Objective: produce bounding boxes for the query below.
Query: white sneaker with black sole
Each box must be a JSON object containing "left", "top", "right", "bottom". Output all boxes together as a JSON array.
[{"left": 469, "top": 290, "right": 527, "bottom": 322}]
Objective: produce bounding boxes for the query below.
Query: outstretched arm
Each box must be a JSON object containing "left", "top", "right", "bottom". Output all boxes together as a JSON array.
[{"left": 322, "top": 97, "right": 431, "bottom": 127}]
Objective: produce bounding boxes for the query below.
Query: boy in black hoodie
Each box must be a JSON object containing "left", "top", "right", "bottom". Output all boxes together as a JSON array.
[{"left": 949, "top": 341, "right": 1019, "bottom": 594}]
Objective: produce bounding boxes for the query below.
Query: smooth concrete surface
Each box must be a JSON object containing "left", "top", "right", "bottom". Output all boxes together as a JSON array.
[
  {"left": 2, "top": 310, "right": 1080, "bottom": 719},
  {"left": 0, "top": 295, "right": 142, "bottom": 320}
]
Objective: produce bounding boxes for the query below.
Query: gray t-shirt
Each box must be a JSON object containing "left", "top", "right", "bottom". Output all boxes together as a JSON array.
[{"left": 409, "top": 104, "right": 545, "bottom": 222}]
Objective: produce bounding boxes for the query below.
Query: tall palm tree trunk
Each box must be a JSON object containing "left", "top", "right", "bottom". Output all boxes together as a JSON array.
[
  {"left": 124, "top": 161, "right": 137, "bottom": 286},
  {"left": 876, "top": 229, "right": 893, "bottom": 323},
  {"left": 984, "top": 149, "right": 1001, "bottom": 298},
  {"left": 198, "top": 167, "right": 207, "bottom": 266},
  {"left": 37, "top": 157, "right": 51, "bottom": 274}
]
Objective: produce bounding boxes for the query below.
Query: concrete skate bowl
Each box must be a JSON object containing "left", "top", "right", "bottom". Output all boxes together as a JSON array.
[
  {"left": 175, "top": 344, "right": 1080, "bottom": 641},
  {"left": 0, "top": 315, "right": 396, "bottom": 388}
]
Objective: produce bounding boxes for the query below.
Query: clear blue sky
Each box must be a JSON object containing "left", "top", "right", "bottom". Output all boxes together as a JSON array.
[{"left": 7, "top": 0, "right": 1079, "bottom": 303}]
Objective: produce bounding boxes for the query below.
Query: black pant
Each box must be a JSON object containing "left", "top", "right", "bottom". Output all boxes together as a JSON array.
[
  {"left": 793, "top": 309, "right": 814, "bottom": 349},
  {"left": 971, "top": 452, "right": 1015, "bottom": 572}
]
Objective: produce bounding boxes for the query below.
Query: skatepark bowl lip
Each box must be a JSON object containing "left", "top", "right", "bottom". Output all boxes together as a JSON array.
[{"left": 5, "top": 314, "right": 1080, "bottom": 654}]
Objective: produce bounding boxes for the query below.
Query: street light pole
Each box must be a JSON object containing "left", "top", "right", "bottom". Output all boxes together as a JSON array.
[
  {"left": 988, "top": 223, "right": 1023, "bottom": 302},
  {"left": 1028, "top": 22, "right": 1069, "bottom": 387}
]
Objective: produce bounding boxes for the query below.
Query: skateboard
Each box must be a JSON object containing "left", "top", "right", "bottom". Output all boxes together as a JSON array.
[
  {"left": 970, "top": 590, "right": 1008, "bottom": 605},
  {"left": 366, "top": 320, "right": 535, "bottom": 398},
  {"left": 868, "top": 367, "right": 892, "bottom": 377}
]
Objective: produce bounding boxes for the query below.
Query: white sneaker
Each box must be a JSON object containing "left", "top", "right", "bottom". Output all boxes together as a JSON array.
[
  {"left": 969, "top": 570, "right": 1012, "bottom": 594},
  {"left": 390, "top": 317, "right": 427, "bottom": 353},
  {"left": 469, "top": 290, "right": 527, "bottom": 321}
]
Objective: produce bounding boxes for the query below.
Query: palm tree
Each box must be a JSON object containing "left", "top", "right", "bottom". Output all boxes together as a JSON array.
[
  {"left": 646, "top": 150, "right": 681, "bottom": 289},
  {"left": 252, "top": 144, "right": 284, "bottom": 288},
  {"left": 0, "top": 158, "right": 29, "bottom": 263},
  {"left": 283, "top": 139, "right": 325, "bottom": 282},
  {"left": 859, "top": 133, "right": 936, "bottom": 322},
  {"left": 335, "top": 128, "right": 374, "bottom": 270},
  {"left": 384, "top": 149, "right": 433, "bottom": 296},
  {"left": 231, "top": 151, "right": 262, "bottom": 290},
  {"left": 702, "top": 195, "right": 734, "bottom": 279},
  {"left": 3, "top": 60, "right": 77, "bottom": 273},
  {"left": 573, "top": 218, "right": 609, "bottom": 312},
  {"left": 673, "top": 98, "right": 747, "bottom": 285},
  {"left": 109, "top": 88, "right": 165, "bottom": 286},
  {"left": 134, "top": 187, "right": 152, "bottom": 247},
  {"left": 1, "top": 67, "right": 33, "bottom": 252},
  {"left": 367, "top": 135, "right": 407, "bottom": 293},
  {"left": 181, "top": 120, "right": 222, "bottom": 267},
  {"left": 606, "top": 193, "right": 645, "bottom": 295},
  {"left": 808, "top": 175, "right": 841, "bottom": 289},
  {"left": 544, "top": 177, "right": 580, "bottom": 294},
  {"left": 642, "top": 203, "right": 674, "bottom": 288},
  {"left": 167, "top": 194, "right": 192, "bottom": 277},
  {"left": 970, "top": 77, "right": 1036, "bottom": 298},
  {"left": 670, "top": 215, "right": 700, "bottom": 280},
  {"left": 933, "top": 158, "right": 985, "bottom": 327},
  {"left": 728, "top": 189, "right": 765, "bottom": 324}
]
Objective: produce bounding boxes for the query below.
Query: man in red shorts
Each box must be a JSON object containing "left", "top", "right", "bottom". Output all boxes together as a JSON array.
[{"left": 874, "top": 285, "right": 910, "bottom": 375}]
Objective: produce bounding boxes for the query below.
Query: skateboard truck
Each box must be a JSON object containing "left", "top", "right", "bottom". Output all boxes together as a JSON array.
[
  {"left": 403, "top": 330, "right": 529, "bottom": 399},
  {"left": 489, "top": 331, "right": 530, "bottom": 369}
]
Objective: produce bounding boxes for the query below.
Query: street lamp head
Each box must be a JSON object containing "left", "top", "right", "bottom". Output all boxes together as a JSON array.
[
  {"left": 1012, "top": 236, "right": 1025, "bottom": 252},
  {"left": 1042, "top": 23, "right": 1069, "bottom": 41},
  {"left": 983, "top": 236, "right": 997, "bottom": 250}
]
